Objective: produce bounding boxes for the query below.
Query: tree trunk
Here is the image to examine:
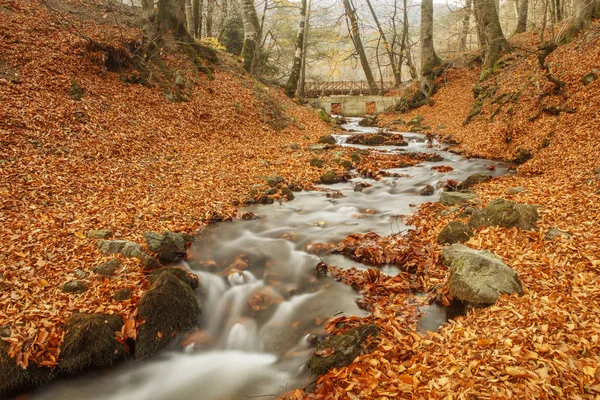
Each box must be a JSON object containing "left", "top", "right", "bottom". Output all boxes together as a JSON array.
[
  {"left": 421, "top": 0, "right": 441, "bottom": 80},
  {"left": 218, "top": 0, "right": 229, "bottom": 38},
  {"left": 142, "top": 0, "right": 155, "bottom": 41},
  {"left": 298, "top": 0, "right": 311, "bottom": 98},
  {"left": 185, "top": 0, "right": 195, "bottom": 36},
  {"left": 564, "top": 0, "right": 595, "bottom": 39},
  {"left": 342, "top": 0, "right": 378, "bottom": 94},
  {"left": 459, "top": 0, "right": 472, "bottom": 51},
  {"left": 475, "top": 0, "right": 508, "bottom": 75},
  {"left": 284, "top": 0, "right": 307, "bottom": 97},
  {"left": 206, "top": 0, "right": 214, "bottom": 37},
  {"left": 473, "top": 0, "right": 486, "bottom": 47},
  {"left": 193, "top": 0, "right": 204, "bottom": 38},
  {"left": 158, "top": 0, "right": 190, "bottom": 40},
  {"left": 365, "top": 0, "right": 402, "bottom": 87},
  {"left": 240, "top": 0, "right": 261, "bottom": 72},
  {"left": 514, "top": 0, "right": 528, "bottom": 33}
]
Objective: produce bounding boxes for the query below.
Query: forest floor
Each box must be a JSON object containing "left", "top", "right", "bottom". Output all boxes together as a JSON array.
[{"left": 292, "top": 21, "right": 600, "bottom": 400}]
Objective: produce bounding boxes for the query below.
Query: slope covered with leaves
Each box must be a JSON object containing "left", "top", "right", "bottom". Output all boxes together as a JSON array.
[
  {"left": 0, "top": 0, "right": 331, "bottom": 370},
  {"left": 290, "top": 22, "right": 600, "bottom": 400}
]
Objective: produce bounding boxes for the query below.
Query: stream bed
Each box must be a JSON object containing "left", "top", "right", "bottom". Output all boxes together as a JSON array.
[{"left": 31, "top": 118, "right": 507, "bottom": 400}]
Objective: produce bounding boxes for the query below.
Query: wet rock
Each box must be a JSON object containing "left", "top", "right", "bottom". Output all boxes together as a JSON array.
[
  {"left": 135, "top": 268, "right": 200, "bottom": 360},
  {"left": 354, "top": 182, "right": 372, "bottom": 192},
  {"left": 507, "top": 186, "right": 526, "bottom": 194},
  {"left": 317, "top": 134, "right": 336, "bottom": 144},
  {"left": 513, "top": 148, "right": 532, "bottom": 164},
  {"left": 365, "top": 135, "right": 385, "bottom": 145},
  {"left": 143, "top": 231, "right": 187, "bottom": 263},
  {"left": 93, "top": 259, "right": 121, "bottom": 276},
  {"left": 310, "top": 158, "right": 324, "bottom": 168},
  {"left": 265, "top": 175, "right": 283, "bottom": 187},
  {"left": 545, "top": 228, "right": 572, "bottom": 240},
  {"left": 112, "top": 288, "right": 132, "bottom": 301},
  {"left": 257, "top": 195, "right": 274, "bottom": 204},
  {"left": 86, "top": 229, "right": 113, "bottom": 239},
  {"left": 469, "top": 199, "right": 538, "bottom": 230},
  {"left": 339, "top": 159, "right": 353, "bottom": 170},
  {"left": 440, "top": 192, "right": 477, "bottom": 206},
  {"left": 442, "top": 244, "right": 523, "bottom": 306},
  {"left": 419, "top": 185, "right": 435, "bottom": 196},
  {"left": 0, "top": 341, "right": 54, "bottom": 396},
  {"left": 358, "top": 116, "right": 375, "bottom": 127},
  {"left": 318, "top": 109, "right": 330, "bottom": 124},
  {"left": 320, "top": 171, "right": 340, "bottom": 185},
  {"left": 438, "top": 222, "right": 474, "bottom": 245},
  {"left": 582, "top": 69, "right": 599, "bottom": 85},
  {"left": 307, "top": 324, "right": 379, "bottom": 375},
  {"left": 62, "top": 280, "right": 88, "bottom": 294},
  {"left": 457, "top": 174, "right": 491, "bottom": 191},
  {"left": 118, "top": 241, "right": 161, "bottom": 269},
  {"left": 281, "top": 186, "right": 295, "bottom": 200},
  {"left": 69, "top": 79, "right": 83, "bottom": 100},
  {"left": 58, "top": 313, "right": 125, "bottom": 374},
  {"left": 428, "top": 154, "right": 444, "bottom": 162},
  {"left": 148, "top": 267, "right": 199, "bottom": 290}
]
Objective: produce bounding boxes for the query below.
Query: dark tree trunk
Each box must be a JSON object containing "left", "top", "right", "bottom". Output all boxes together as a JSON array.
[
  {"left": 474, "top": 0, "right": 508, "bottom": 76},
  {"left": 342, "top": 0, "right": 378, "bottom": 94},
  {"left": 241, "top": 0, "right": 261, "bottom": 72},
  {"left": 193, "top": 0, "right": 204, "bottom": 38},
  {"left": 420, "top": 0, "right": 441, "bottom": 81},
  {"left": 365, "top": 0, "right": 402, "bottom": 87},
  {"left": 284, "top": 0, "right": 307, "bottom": 97},
  {"left": 514, "top": 0, "right": 528, "bottom": 33},
  {"left": 206, "top": 0, "right": 214, "bottom": 37},
  {"left": 459, "top": 0, "right": 472, "bottom": 51}
]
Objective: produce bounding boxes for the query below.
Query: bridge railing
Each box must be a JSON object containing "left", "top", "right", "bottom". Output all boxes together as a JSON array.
[{"left": 303, "top": 81, "right": 396, "bottom": 97}]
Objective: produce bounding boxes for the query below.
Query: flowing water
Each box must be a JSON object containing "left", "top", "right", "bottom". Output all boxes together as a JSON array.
[{"left": 32, "top": 118, "right": 507, "bottom": 400}]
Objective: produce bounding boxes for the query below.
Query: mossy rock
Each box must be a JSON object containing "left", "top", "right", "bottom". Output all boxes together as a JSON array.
[
  {"left": 112, "top": 288, "right": 132, "bottom": 301},
  {"left": 143, "top": 231, "right": 187, "bottom": 263},
  {"left": 350, "top": 153, "right": 361, "bottom": 163},
  {"left": 317, "top": 134, "right": 336, "bottom": 145},
  {"left": 69, "top": 79, "right": 83, "bottom": 100},
  {"left": 281, "top": 186, "right": 295, "bottom": 200},
  {"left": 265, "top": 175, "right": 283, "bottom": 187},
  {"left": 148, "top": 267, "right": 199, "bottom": 290},
  {"left": 438, "top": 222, "right": 474, "bottom": 245},
  {"left": 318, "top": 109, "right": 331, "bottom": 124},
  {"left": 310, "top": 158, "right": 324, "bottom": 168},
  {"left": 358, "top": 117, "right": 375, "bottom": 127},
  {"left": 58, "top": 313, "right": 125, "bottom": 374},
  {"left": 307, "top": 324, "right": 379, "bottom": 376},
  {"left": 440, "top": 192, "right": 477, "bottom": 206},
  {"left": 457, "top": 174, "right": 491, "bottom": 191},
  {"left": 513, "top": 148, "right": 532, "bottom": 164},
  {"left": 93, "top": 259, "right": 121, "bottom": 276},
  {"left": 0, "top": 341, "right": 54, "bottom": 396},
  {"left": 365, "top": 135, "right": 385, "bottom": 146},
  {"left": 469, "top": 199, "right": 539, "bottom": 230},
  {"left": 135, "top": 269, "right": 200, "bottom": 360},
  {"left": 320, "top": 171, "right": 340, "bottom": 185},
  {"left": 339, "top": 159, "right": 353, "bottom": 170}
]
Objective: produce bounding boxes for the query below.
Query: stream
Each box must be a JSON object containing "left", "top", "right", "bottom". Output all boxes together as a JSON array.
[{"left": 31, "top": 118, "right": 507, "bottom": 400}]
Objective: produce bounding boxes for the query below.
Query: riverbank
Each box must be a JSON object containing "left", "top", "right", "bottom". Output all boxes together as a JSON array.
[{"left": 294, "top": 21, "right": 600, "bottom": 399}]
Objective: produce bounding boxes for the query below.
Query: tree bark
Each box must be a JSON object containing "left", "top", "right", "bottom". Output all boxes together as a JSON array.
[
  {"left": 421, "top": 0, "right": 441, "bottom": 81},
  {"left": 193, "top": 0, "right": 203, "bottom": 38},
  {"left": 342, "top": 0, "right": 378, "bottom": 93},
  {"left": 474, "top": 0, "right": 508, "bottom": 75},
  {"left": 514, "top": 0, "right": 528, "bottom": 33},
  {"left": 185, "top": 0, "right": 194, "bottom": 36},
  {"left": 240, "top": 0, "right": 261, "bottom": 72},
  {"left": 365, "top": 0, "right": 402, "bottom": 87},
  {"left": 459, "top": 0, "right": 472, "bottom": 51},
  {"left": 158, "top": 0, "right": 190, "bottom": 39},
  {"left": 564, "top": 0, "right": 595, "bottom": 39},
  {"left": 298, "top": 0, "right": 311, "bottom": 98},
  {"left": 206, "top": 0, "right": 214, "bottom": 37},
  {"left": 284, "top": 0, "right": 307, "bottom": 97}
]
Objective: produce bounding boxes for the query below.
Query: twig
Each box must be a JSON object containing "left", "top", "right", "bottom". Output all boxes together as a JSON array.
[{"left": 41, "top": 0, "right": 103, "bottom": 49}]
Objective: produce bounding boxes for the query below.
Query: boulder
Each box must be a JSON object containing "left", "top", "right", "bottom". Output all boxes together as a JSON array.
[
  {"left": 307, "top": 324, "right": 379, "bottom": 375},
  {"left": 317, "top": 134, "right": 336, "bottom": 144},
  {"left": 0, "top": 341, "right": 54, "bottom": 397},
  {"left": 135, "top": 268, "right": 200, "bottom": 360},
  {"left": 339, "top": 159, "right": 353, "bottom": 170},
  {"left": 419, "top": 185, "right": 435, "bottom": 196},
  {"left": 93, "top": 259, "right": 121, "bottom": 276},
  {"left": 365, "top": 135, "right": 385, "bottom": 145},
  {"left": 469, "top": 199, "right": 538, "bottom": 230},
  {"left": 457, "top": 174, "right": 491, "bottom": 191},
  {"left": 265, "top": 175, "right": 283, "bottom": 187},
  {"left": 545, "top": 228, "right": 572, "bottom": 240},
  {"left": 310, "top": 158, "right": 324, "bottom": 168},
  {"left": 98, "top": 240, "right": 133, "bottom": 255},
  {"left": 440, "top": 192, "right": 477, "bottom": 206},
  {"left": 118, "top": 241, "right": 161, "bottom": 269},
  {"left": 438, "top": 222, "right": 474, "bottom": 245},
  {"left": 358, "top": 116, "right": 375, "bottom": 127},
  {"left": 58, "top": 313, "right": 126, "bottom": 374},
  {"left": 281, "top": 186, "right": 295, "bottom": 200},
  {"left": 62, "top": 280, "right": 88, "bottom": 294},
  {"left": 86, "top": 229, "right": 113, "bottom": 239},
  {"left": 442, "top": 244, "right": 523, "bottom": 306},
  {"left": 143, "top": 231, "right": 187, "bottom": 263},
  {"left": 507, "top": 186, "right": 526, "bottom": 194},
  {"left": 320, "top": 171, "right": 340, "bottom": 185}
]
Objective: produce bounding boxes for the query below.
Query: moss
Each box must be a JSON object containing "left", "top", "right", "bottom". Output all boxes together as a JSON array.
[
  {"left": 318, "top": 109, "right": 330, "bottom": 124},
  {"left": 135, "top": 270, "right": 200, "bottom": 360},
  {"left": 148, "top": 267, "right": 199, "bottom": 290},
  {"left": 438, "top": 222, "right": 474, "bottom": 245},
  {"left": 307, "top": 324, "right": 379, "bottom": 375},
  {"left": 59, "top": 313, "right": 125, "bottom": 374},
  {"left": 310, "top": 158, "right": 324, "bottom": 168},
  {"left": 469, "top": 199, "right": 539, "bottom": 230},
  {"left": 457, "top": 174, "right": 492, "bottom": 191},
  {"left": 0, "top": 341, "right": 54, "bottom": 397}
]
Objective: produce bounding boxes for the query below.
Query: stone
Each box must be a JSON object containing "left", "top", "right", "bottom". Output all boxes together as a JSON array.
[
  {"left": 582, "top": 69, "right": 599, "bottom": 85},
  {"left": 265, "top": 175, "right": 283, "bottom": 187},
  {"left": 358, "top": 117, "right": 375, "bottom": 127},
  {"left": 594, "top": 166, "right": 600, "bottom": 176},
  {"left": 440, "top": 192, "right": 477, "bottom": 206},
  {"left": 317, "top": 134, "right": 336, "bottom": 144},
  {"left": 307, "top": 324, "right": 379, "bottom": 375},
  {"left": 135, "top": 269, "right": 200, "bottom": 360},
  {"left": 545, "top": 228, "right": 572, "bottom": 240},
  {"left": 69, "top": 79, "right": 83, "bottom": 101},
  {"left": 98, "top": 240, "right": 133, "bottom": 255},
  {"left": 0, "top": 341, "right": 54, "bottom": 396},
  {"left": 310, "top": 158, "right": 324, "bottom": 168},
  {"left": 439, "top": 206, "right": 459, "bottom": 216},
  {"left": 320, "top": 171, "right": 340, "bottom": 185},
  {"left": 74, "top": 269, "right": 88, "bottom": 279},
  {"left": 143, "top": 231, "right": 187, "bottom": 263},
  {"left": 62, "top": 280, "right": 88, "bottom": 294},
  {"left": 93, "top": 259, "right": 121, "bottom": 276},
  {"left": 339, "top": 159, "right": 353, "bottom": 170},
  {"left": 307, "top": 143, "right": 330, "bottom": 151},
  {"left": 513, "top": 148, "right": 532, "bottom": 164},
  {"left": 354, "top": 182, "right": 372, "bottom": 192},
  {"left": 58, "top": 313, "right": 125, "bottom": 374},
  {"left": 507, "top": 186, "right": 526, "bottom": 194},
  {"left": 442, "top": 244, "right": 523, "bottom": 306},
  {"left": 112, "top": 288, "right": 132, "bottom": 301},
  {"left": 365, "top": 135, "right": 385, "bottom": 145},
  {"left": 438, "top": 222, "right": 474, "bottom": 245},
  {"left": 469, "top": 199, "right": 539, "bottom": 230},
  {"left": 457, "top": 174, "right": 492, "bottom": 191},
  {"left": 281, "top": 186, "right": 295, "bottom": 200},
  {"left": 407, "top": 114, "right": 424, "bottom": 126},
  {"left": 120, "top": 241, "right": 161, "bottom": 269},
  {"left": 318, "top": 109, "right": 330, "bottom": 123},
  {"left": 86, "top": 229, "right": 113, "bottom": 239},
  {"left": 419, "top": 185, "right": 435, "bottom": 196}
]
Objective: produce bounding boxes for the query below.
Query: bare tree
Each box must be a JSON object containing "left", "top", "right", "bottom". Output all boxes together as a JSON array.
[
  {"left": 193, "top": 0, "right": 204, "bottom": 38},
  {"left": 298, "top": 0, "right": 312, "bottom": 98},
  {"left": 342, "top": 0, "right": 378, "bottom": 93},
  {"left": 421, "top": 0, "right": 441, "bottom": 83},
  {"left": 284, "top": 0, "right": 307, "bottom": 97},
  {"left": 473, "top": 0, "right": 508, "bottom": 76},
  {"left": 365, "top": 0, "right": 402, "bottom": 87},
  {"left": 459, "top": 0, "right": 472, "bottom": 51},
  {"left": 207, "top": 0, "right": 214, "bottom": 36},
  {"left": 514, "top": 0, "right": 528, "bottom": 33},
  {"left": 241, "top": 0, "right": 261, "bottom": 72}
]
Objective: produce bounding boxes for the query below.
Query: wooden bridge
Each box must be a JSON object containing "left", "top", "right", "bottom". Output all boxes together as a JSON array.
[{"left": 303, "top": 81, "right": 396, "bottom": 97}]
